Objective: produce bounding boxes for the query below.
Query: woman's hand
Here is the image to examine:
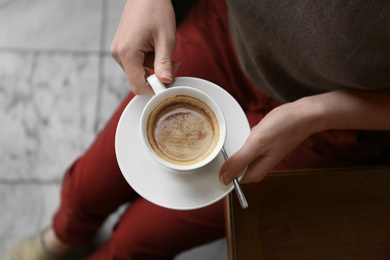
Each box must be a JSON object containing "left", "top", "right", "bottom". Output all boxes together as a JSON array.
[
  {"left": 111, "top": 0, "right": 178, "bottom": 95},
  {"left": 219, "top": 88, "right": 390, "bottom": 185},
  {"left": 219, "top": 99, "right": 322, "bottom": 185}
]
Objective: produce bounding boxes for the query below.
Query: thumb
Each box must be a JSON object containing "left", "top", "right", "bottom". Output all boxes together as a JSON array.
[
  {"left": 155, "top": 58, "right": 173, "bottom": 83},
  {"left": 154, "top": 36, "right": 176, "bottom": 84}
]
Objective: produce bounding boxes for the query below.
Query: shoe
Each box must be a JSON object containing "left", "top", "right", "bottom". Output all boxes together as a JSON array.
[
  {"left": 2, "top": 229, "right": 87, "bottom": 260},
  {"left": 2, "top": 230, "right": 58, "bottom": 260}
]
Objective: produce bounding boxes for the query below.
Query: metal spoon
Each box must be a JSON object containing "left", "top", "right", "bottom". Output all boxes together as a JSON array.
[{"left": 221, "top": 147, "right": 248, "bottom": 209}]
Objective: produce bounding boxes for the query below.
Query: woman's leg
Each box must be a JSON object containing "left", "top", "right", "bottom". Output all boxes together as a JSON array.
[
  {"left": 88, "top": 199, "right": 225, "bottom": 259},
  {"left": 51, "top": 92, "right": 139, "bottom": 246}
]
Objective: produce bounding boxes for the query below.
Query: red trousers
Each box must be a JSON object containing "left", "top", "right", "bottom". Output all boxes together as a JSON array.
[{"left": 52, "top": 0, "right": 390, "bottom": 259}]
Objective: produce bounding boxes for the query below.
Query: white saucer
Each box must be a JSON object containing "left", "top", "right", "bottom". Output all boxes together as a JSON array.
[{"left": 115, "top": 77, "right": 250, "bottom": 210}]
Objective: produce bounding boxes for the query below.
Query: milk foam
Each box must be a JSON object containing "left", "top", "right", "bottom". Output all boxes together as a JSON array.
[{"left": 147, "top": 96, "right": 219, "bottom": 165}]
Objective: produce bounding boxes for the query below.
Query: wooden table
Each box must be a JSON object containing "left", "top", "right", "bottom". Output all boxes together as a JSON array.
[{"left": 225, "top": 166, "right": 390, "bottom": 259}]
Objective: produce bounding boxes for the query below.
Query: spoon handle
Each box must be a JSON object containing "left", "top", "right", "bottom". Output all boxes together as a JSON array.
[{"left": 221, "top": 147, "right": 248, "bottom": 209}]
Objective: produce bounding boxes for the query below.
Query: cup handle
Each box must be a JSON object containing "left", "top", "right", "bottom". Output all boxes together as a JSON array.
[{"left": 147, "top": 74, "right": 167, "bottom": 95}]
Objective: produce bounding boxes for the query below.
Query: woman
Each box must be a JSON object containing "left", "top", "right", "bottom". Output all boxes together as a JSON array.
[{"left": 4, "top": 0, "right": 390, "bottom": 259}]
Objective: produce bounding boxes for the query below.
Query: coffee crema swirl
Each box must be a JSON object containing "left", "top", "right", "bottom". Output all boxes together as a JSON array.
[{"left": 147, "top": 95, "right": 220, "bottom": 165}]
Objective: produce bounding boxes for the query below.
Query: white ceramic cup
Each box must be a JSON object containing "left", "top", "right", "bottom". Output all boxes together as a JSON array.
[{"left": 140, "top": 74, "right": 226, "bottom": 171}]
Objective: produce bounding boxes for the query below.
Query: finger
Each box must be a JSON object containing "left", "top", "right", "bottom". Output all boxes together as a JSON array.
[
  {"left": 154, "top": 35, "right": 176, "bottom": 84},
  {"left": 122, "top": 50, "right": 154, "bottom": 95},
  {"left": 111, "top": 51, "right": 124, "bottom": 71},
  {"left": 110, "top": 41, "right": 126, "bottom": 72},
  {"left": 144, "top": 54, "right": 180, "bottom": 76},
  {"left": 221, "top": 142, "right": 283, "bottom": 185},
  {"left": 111, "top": 40, "right": 154, "bottom": 95},
  {"left": 240, "top": 155, "right": 272, "bottom": 183},
  {"left": 219, "top": 145, "right": 257, "bottom": 185}
]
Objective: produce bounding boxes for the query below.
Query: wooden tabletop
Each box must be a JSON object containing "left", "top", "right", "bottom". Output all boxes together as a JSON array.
[{"left": 225, "top": 166, "right": 390, "bottom": 259}]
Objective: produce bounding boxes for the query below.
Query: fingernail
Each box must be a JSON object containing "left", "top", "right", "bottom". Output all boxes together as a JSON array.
[
  {"left": 220, "top": 172, "right": 230, "bottom": 186},
  {"left": 160, "top": 69, "right": 172, "bottom": 81}
]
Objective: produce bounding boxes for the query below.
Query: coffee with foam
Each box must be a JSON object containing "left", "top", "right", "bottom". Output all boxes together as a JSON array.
[{"left": 147, "top": 95, "right": 220, "bottom": 165}]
